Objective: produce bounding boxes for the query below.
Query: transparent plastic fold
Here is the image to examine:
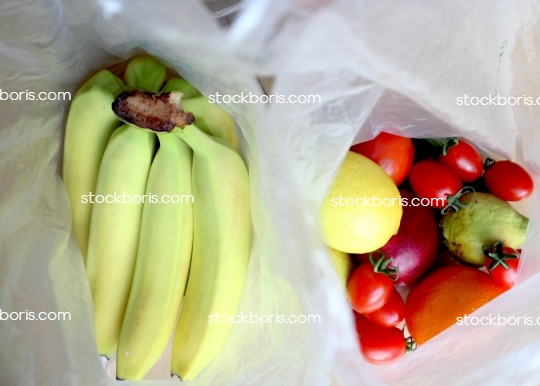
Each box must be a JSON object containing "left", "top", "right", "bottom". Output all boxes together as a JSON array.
[{"left": 231, "top": 0, "right": 540, "bottom": 384}]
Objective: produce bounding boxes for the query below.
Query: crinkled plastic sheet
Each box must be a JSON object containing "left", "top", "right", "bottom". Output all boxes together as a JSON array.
[
  {"left": 231, "top": 0, "right": 540, "bottom": 385},
  {"left": 0, "top": 0, "right": 329, "bottom": 385},
  {"left": 4, "top": 0, "right": 540, "bottom": 385}
]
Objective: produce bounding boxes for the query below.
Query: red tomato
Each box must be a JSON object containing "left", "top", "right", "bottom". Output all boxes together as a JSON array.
[
  {"left": 359, "top": 325, "right": 406, "bottom": 365},
  {"left": 484, "top": 244, "right": 520, "bottom": 290},
  {"left": 365, "top": 288, "right": 405, "bottom": 327},
  {"left": 347, "top": 263, "right": 394, "bottom": 314},
  {"left": 438, "top": 140, "right": 483, "bottom": 182},
  {"left": 409, "top": 160, "right": 462, "bottom": 209},
  {"left": 350, "top": 132, "right": 414, "bottom": 186},
  {"left": 484, "top": 160, "right": 534, "bottom": 201},
  {"left": 354, "top": 311, "right": 375, "bottom": 337}
]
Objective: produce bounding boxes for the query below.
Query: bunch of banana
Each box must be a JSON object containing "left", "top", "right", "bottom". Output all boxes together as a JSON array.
[
  {"left": 170, "top": 123, "right": 251, "bottom": 380},
  {"left": 62, "top": 55, "right": 251, "bottom": 381}
]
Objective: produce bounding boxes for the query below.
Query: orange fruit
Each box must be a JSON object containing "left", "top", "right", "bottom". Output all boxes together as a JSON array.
[{"left": 405, "top": 266, "right": 504, "bottom": 344}]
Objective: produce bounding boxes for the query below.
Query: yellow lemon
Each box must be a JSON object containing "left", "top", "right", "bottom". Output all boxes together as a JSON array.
[
  {"left": 320, "top": 151, "right": 402, "bottom": 253},
  {"left": 328, "top": 247, "right": 352, "bottom": 289}
]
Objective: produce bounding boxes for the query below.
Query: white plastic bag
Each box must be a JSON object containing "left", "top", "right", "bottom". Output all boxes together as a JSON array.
[
  {"left": 230, "top": 0, "right": 540, "bottom": 384},
  {"left": 0, "top": 1, "right": 329, "bottom": 385}
]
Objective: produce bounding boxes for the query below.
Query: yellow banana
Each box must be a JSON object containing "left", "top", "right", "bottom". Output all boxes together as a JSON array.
[
  {"left": 162, "top": 78, "right": 239, "bottom": 151},
  {"left": 62, "top": 70, "right": 124, "bottom": 261},
  {"left": 85, "top": 56, "right": 165, "bottom": 358},
  {"left": 116, "top": 133, "right": 193, "bottom": 380},
  {"left": 85, "top": 125, "right": 156, "bottom": 358},
  {"left": 171, "top": 124, "right": 251, "bottom": 380}
]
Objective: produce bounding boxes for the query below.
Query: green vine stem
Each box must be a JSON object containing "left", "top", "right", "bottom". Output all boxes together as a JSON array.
[
  {"left": 482, "top": 241, "right": 520, "bottom": 271},
  {"left": 405, "top": 336, "right": 417, "bottom": 352},
  {"left": 441, "top": 186, "right": 476, "bottom": 215},
  {"left": 484, "top": 157, "right": 496, "bottom": 169},
  {"left": 424, "top": 137, "right": 460, "bottom": 155},
  {"left": 369, "top": 250, "right": 399, "bottom": 281}
]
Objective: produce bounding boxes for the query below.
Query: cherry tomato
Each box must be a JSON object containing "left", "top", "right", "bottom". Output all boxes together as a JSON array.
[
  {"left": 484, "top": 160, "right": 534, "bottom": 201},
  {"left": 409, "top": 160, "right": 462, "bottom": 209},
  {"left": 359, "top": 325, "right": 406, "bottom": 365},
  {"left": 347, "top": 262, "right": 394, "bottom": 314},
  {"left": 438, "top": 140, "right": 483, "bottom": 182},
  {"left": 365, "top": 288, "right": 404, "bottom": 327},
  {"left": 350, "top": 132, "right": 414, "bottom": 186},
  {"left": 354, "top": 311, "right": 375, "bottom": 337},
  {"left": 484, "top": 244, "right": 520, "bottom": 290}
]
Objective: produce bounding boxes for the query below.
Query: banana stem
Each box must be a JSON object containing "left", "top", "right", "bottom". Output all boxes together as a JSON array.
[{"left": 173, "top": 125, "right": 209, "bottom": 154}]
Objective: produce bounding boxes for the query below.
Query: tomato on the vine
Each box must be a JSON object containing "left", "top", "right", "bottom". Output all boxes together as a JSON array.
[
  {"left": 347, "top": 252, "right": 397, "bottom": 314},
  {"left": 350, "top": 132, "right": 414, "bottom": 186},
  {"left": 484, "top": 160, "right": 534, "bottom": 201},
  {"left": 359, "top": 325, "right": 406, "bottom": 365},
  {"left": 483, "top": 241, "right": 520, "bottom": 290},
  {"left": 409, "top": 160, "right": 462, "bottom": 209},
  {"left": 365, "top": 288, "right": 405, "bottom": 328},
  {"left": 488, "top": 258, "right": 519, "bottom": 290},
  {"left": 437, "top": 139, "right": 483, "bottom": 182}
]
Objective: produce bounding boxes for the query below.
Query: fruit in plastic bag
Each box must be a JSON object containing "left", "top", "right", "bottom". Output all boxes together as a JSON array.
[
  {"left": 441, "top": 192, "right": 528, "bottom": 266},
  {"left": 85, "top": 57, "right": 164, "bottom": 358},
  {"left": 62, "top": 70, "right": 124, "bottom": 261},
  {"left": 116, "top": 134, "right": 193, "bottom": 380},
  {"left": 320, "top": 151, "right": 402, "bottom": 253},
  {"left": 377, "top": 189, "right": 438, "bottom": 286},
  {"left": 365, "top": 287, "right": 405, "bottom": 328},
  {"left": 405, "top": 266, "right": 504, "bottom": 344},
  {"left": 484, "top": 159, "right": 534, "bottom": 201},
  {"left": 350, "top": 132, "right": 414, "bottom": 186},
  {"left": 111, "top": 87, "right": 252, "bottom": 380}
]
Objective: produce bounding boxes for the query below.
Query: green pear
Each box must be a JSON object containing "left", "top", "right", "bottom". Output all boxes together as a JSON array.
[{"left": 440, "top": 192, "right": 528, "bottom": 266}]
